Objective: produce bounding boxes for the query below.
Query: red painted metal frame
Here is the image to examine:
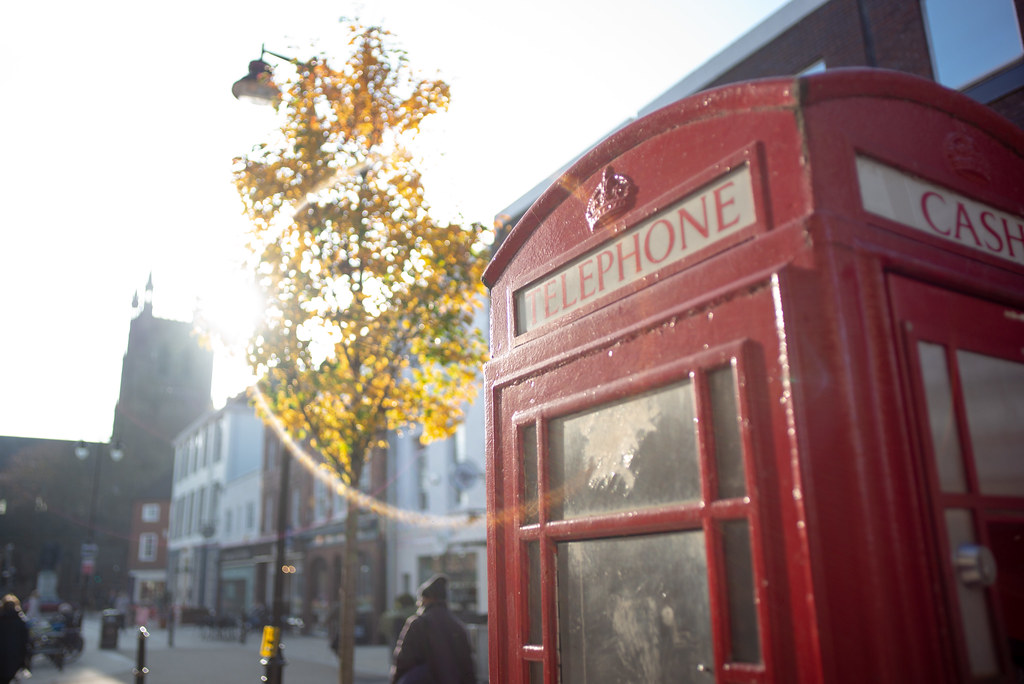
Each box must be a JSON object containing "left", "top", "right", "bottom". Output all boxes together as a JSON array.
[
  {"left": 484, "top": 69, "right": 1024, "bottom": 683},
  {"left": 492, "top": 287, "right": 794, "bottom": 683}
]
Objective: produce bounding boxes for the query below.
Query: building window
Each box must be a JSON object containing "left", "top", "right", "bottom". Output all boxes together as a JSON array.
[
  {"left": 141, "top": 503, "right": 160, "bottom": 523},
  {"left": 800, "top": 59, "right": 826, "bottom": 75},
  {"left": 212, "top": 421, "right": 223, "bottom": 462},
  {"left": 196, "top": 487, "right": 206, "bottom": 534},
  {"left": 246, "top": 501, "right": 255, "bottom": 531},
  {"left": 170, "top": 499, "right": 179, "bottom": 539},
  {"left": 314, "top": 478, "right": 328, "bottom": 522},
  {"left": 198, "top": 432, "right": 207, "bottom": 469},
  {"left": 923, "top": 0, "right": 1023, "bottom": 88},
  {"left": 139, "top": 532, "right": 158, "bottom": 562},
  {"left": 184, "top": 492, "right": 194, "bottom": 536},
  {"left": 416, "top": 441, "right": 429, "bottom": 511}
]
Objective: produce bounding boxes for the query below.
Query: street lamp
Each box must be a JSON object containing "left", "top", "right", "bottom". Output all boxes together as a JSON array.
[
  {"left": 76, "top": 440, "right": 124, "bottom": 609},
  {"left": 231, "top": 45, "right": 297, "bottom": 105}
]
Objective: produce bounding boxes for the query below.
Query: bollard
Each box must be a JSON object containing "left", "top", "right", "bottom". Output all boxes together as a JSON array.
[
  {"left": 133, "top": 626, "right": 149, "bottom": 683},
  {"left": 259, "top": 626, "right": 285, "bottom": 684}
]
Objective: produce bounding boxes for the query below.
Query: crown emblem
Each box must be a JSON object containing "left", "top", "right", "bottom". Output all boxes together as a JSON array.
[
  {"left": 944, "top": 131, "right": 990, "bottom": 184},
  {"left": 585, "top": 167, "right": 636, "bottom": 231}
]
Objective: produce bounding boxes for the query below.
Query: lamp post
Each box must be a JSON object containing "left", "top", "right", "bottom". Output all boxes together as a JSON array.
[
  {"left": 232, "top": 48, "right": 377, "bottom": 684},
  {"left": 76, "top": 440, "right": 124, "bottom": 609},
  {"left": 232, "top": 48, "right": 296, "bottom": 683},
  {"left": 260, "top": 441, "right": 291, "bottom": 684}
]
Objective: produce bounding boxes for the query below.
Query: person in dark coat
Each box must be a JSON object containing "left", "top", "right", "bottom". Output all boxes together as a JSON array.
[
  {"left": 0, "top": 595, "right": 31, "bottom": 684},
  {"left": 391, "top": 575, "right": 475, "bottom": 684}
]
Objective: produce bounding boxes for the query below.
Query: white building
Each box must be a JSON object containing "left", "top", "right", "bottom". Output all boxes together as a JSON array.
[
  {"left": 167, "top": 394, "right": 264, "bottom": 614},
  {"left": 385, "top": 300, "right": 490, "bottom": 657}
]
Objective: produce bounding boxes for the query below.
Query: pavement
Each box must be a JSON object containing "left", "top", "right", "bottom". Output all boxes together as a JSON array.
[{"left": 24, "top": 613, "right": 393, "bottom": 684}]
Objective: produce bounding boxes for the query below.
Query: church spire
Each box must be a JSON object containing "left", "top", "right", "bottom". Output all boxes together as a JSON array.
[{"left": 144, "top": 272, "right": 154, "bottom": 315}]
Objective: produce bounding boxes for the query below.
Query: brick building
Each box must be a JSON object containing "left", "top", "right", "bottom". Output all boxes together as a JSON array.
[{"left": 500, "top": 0, "right": 1024, "bottom": 224}]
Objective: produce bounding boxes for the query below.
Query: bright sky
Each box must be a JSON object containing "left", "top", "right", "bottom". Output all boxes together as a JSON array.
[{"left": 0, "top": 0, "right": 787, "bottom": 442}]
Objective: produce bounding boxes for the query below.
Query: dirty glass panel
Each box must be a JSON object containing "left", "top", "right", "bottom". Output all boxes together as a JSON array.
[
  {"left": 710, "top": 364, "right": 746, "bottom": 499},
  {"left": 549, "top": 381, "right": 699, "bottom": 519},
  {"left": 944, "top": 509, "right": 999, "bottom": 678},
  {"left": 917, "top": 342, "right": 967, "bottom": 493},
  {"left": 527, "top": 540, "right": 542, "bottom": 646},
  {"left": 722, "top": 519, "right": 761, "bottom": 663},
  {"left": 556, "top": 531, "right": 714, "bottom": 683},
  {"left": 957, "top": 350, "right": 1024, "bottom": 497},
  {"left": 523, "top": 424, "right": 538, "bottom": 524}
]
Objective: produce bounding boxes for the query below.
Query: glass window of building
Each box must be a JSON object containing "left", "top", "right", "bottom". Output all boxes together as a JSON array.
[
  {"left": 139, "top": 532, "right": 158, "bottom": 562},
  {"left": 141, "top": 503, "right": 160, "bottom": 523},
  {"left": 923, "top": 0, "right": 1023, "bottom": 88}
]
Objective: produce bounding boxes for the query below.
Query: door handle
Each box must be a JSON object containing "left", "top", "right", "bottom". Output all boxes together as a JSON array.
[{"left": 953, "top": 544, "right": 997, "bottom": 588}]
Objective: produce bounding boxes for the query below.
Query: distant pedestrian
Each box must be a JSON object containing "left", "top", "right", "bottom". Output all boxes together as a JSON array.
[
  {"left": 23, "top": 592, "right": 39, "bottom": 621},
  {"left": 115, "top": 591, "right": 131, "bottom": 630},
  {"left": 391, "top": 575, "right": 475, "bottom": 684},
  {"left": 0, "top": 595, "right": 31, "bottom": 684}
]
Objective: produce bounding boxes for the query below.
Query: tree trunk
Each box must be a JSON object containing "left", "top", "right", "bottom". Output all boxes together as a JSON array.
[{"left": 337, "top": 467, "right": 363, "bottom": 684}]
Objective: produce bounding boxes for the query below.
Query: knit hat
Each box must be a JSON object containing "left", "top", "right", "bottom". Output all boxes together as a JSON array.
[{"left": 418, "top": 574, "right": 448, "bottom": 601}]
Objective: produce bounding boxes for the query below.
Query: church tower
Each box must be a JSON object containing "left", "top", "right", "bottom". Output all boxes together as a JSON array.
[{"left": 112, "top": 274, "right": 214, "bottom": 504}]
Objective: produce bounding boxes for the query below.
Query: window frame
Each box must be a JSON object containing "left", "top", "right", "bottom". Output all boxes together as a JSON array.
[
  {"left": 510, "top": 339, "right": 773, "bottom": 682},
  {"left": 921, "top": 0, "right": 1024, "bottom": 90},
  {"left": 138, "top": 532, "right": 158, "bottom": 563},
  {"left": 141, "top": 502, "right": 160, "bottom": 523}
]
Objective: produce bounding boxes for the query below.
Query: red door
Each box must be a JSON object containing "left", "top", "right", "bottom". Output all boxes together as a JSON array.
[
  {"left": 491, "top": 286, "right": 791, "bottom": 682},
  {"left": 891, "top": 275, "right": 1024, "bottom": 683}
]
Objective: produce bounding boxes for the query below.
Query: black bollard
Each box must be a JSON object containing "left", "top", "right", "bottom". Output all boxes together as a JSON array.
[
  {"left": 168, "top": 608, "right": 175, "bottom": 648},
  {"left": 133, "top": 626, "right": 149, "bottom": 683}
]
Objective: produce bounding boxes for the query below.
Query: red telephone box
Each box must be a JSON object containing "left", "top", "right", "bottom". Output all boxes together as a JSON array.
[{"left": 482, "top": 69, "right": 1024, "bottom": 683}]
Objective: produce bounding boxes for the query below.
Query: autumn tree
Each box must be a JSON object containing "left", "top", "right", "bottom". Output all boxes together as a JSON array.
[{"left": 233, "top": 25, "right": 489, "bottom": 684}]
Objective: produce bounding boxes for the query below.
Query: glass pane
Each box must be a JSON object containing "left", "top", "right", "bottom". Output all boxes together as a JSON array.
[
  {"left": 710, "top": 365, "right": 746, "bottom": 499},
  {"left": 722, "top": 520, "right": 761, "bottom": 663},
  {"left": 556, "top": 531, "right": 714, "bottom": 682},
  {"left": 986, "top": 518, "right": 1024, "bottom": 668},
  {"left": 549, "top": 381, "right": 699, "bottom": 519},
  {"left": 918, "top": 342, "right": 967, "bottom": 492},
  {"left": 945, "top": 509, "right": 999, "bottom": 678},
  {"left": 529, "top": 660, "right": 544, "bottom": 683},
  {"left": 523, "top": 424, "right": 538, "bottom": 524},
  {"left": 957, "top": 350, "right": 1024, "bottom": 497},
  {"left": 923, "top": 0, "right": 1023, "bottom": 88},
  {"left": 527, "top": 541, "right": 542, "bottom": 645}
]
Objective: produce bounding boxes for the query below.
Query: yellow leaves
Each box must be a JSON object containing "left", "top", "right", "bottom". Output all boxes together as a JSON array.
[{"left": 237, "top": 23, "right": 489, "bottom": 490}]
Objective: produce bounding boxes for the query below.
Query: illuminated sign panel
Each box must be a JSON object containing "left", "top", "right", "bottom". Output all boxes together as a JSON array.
[
  {"left": 515, "top": 165, "right": 757, "bottom": 334},
  {"left": 857, "top": 156, "right": 1024, "bottom": 267}
]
